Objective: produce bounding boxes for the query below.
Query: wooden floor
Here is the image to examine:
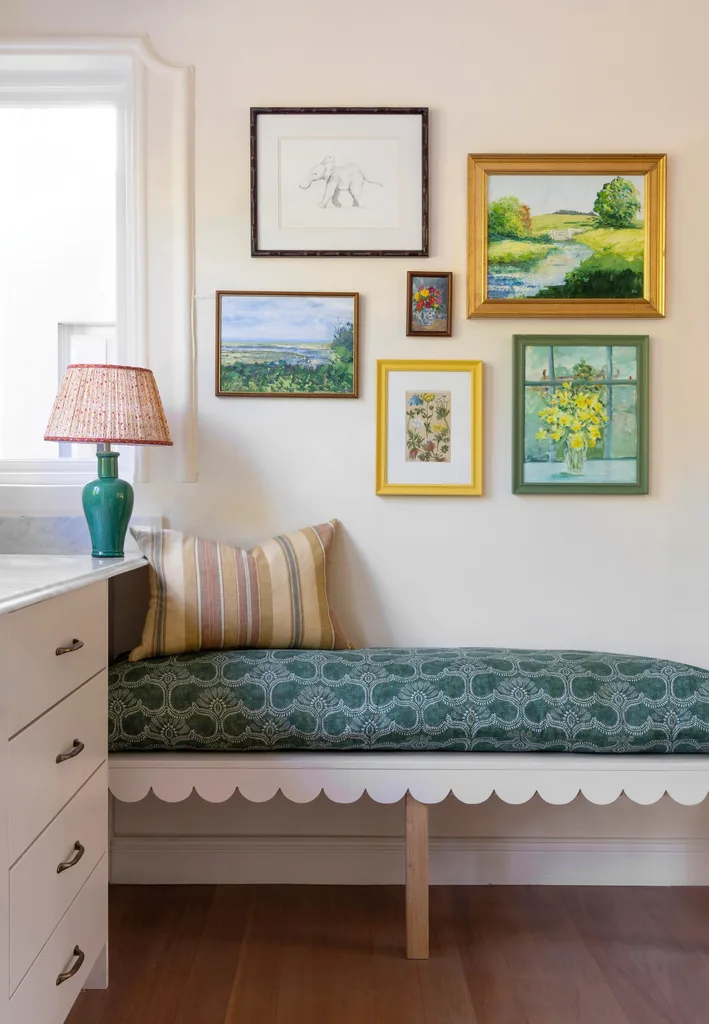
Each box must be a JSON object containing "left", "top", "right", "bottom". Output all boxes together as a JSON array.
[{"left": 68, "top": 884, "right": 709, "bottom": 1023}]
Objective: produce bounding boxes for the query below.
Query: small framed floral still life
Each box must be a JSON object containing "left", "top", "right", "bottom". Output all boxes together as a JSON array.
[
  {"left": 513, "top": 335, "right": 649, "bottom": 495},
  {"left": 376, "top": 359, "right": 483, "bottom": 495},
  {"left": 406, "top": 271, "right": 452, "bottom": 336}
]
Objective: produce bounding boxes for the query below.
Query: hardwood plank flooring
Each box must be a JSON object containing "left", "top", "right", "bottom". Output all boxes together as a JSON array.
[{"left": 68, "top": 885, "right": 709, "bottom": 1024}]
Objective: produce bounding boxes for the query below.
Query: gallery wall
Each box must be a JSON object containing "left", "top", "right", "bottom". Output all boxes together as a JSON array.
[{"left": 4, "top": 0, "right": 709, "bottom": 873}]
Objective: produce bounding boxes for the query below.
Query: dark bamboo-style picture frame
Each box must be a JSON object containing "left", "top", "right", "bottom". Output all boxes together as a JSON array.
[
  {"left": 513, "top": 334, "right": 649, "bottom": 495},
  {"left": 406, "top": 271, "right": 453, "bottom": 337},
  {"left": 250, "top": 107, "right": 429, "bottom": 257},
  {"left": 216, "top": 290, "right": 359, "bottom": 398}
]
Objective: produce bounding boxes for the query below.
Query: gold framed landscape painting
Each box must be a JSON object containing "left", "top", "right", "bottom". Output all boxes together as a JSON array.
[
  {"left": 468, "top": 154, "right": 666, "bottom": 318},
  {"left": 376, "top": 359, "right": 483, "bottom": 495}
]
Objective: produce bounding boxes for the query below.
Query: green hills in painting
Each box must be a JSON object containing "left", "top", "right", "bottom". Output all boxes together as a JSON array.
[{"left": 487, "top": 177, "right": 644, "bottom": 300}]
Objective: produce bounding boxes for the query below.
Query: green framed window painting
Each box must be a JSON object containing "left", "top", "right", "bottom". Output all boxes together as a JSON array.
[
  {"left": 216, "top": 291, "right": 358, "bottom": 397},
  {"left": 513, "top": 335, "right": 648, "bottom": 495}
]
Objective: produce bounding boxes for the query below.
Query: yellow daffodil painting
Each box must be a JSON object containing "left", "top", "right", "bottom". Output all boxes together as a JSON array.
[
  {"left": 515, "top": 338, "right": 649, "bottom": 495},
  {"left": 406, "top": 391, "right": 451, "bottom": 462}
]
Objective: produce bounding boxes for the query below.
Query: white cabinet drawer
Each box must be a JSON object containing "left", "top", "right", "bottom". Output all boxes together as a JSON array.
[
  {"left": 2, "top": 581, "right": 107, "bottom": 738},
  {"left": 9, "top": 855, "right": 108, "bottom": 1024},
  {"left": 9, "top": 671, "right": 107, "bottom": 863},
  {"left": 10, "top": 764, "right": 107, "bottom": 994}
]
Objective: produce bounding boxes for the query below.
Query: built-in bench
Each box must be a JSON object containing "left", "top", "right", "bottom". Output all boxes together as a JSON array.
[{"left": 108, "top": 646, "right": 709, "bottom": 958}]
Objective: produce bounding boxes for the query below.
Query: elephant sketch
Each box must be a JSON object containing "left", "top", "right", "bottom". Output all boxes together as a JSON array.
[{"left": 299, "top": 156, "right": 383, "bottom": 209}]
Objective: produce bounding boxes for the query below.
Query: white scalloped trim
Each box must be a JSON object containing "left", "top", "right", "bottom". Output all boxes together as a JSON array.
[{"left": 108, "top": 753, "right": 709, "bottom": 807}]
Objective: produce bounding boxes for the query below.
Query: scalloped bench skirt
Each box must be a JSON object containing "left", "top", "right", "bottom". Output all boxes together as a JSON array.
[{"left": 109, "top": 751, "right": 709, "bottom": 959}]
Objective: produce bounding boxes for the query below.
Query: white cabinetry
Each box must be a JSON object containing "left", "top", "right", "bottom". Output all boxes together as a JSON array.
[{"left": 1, "top": 581, "right": 109, "bottom": 1024}]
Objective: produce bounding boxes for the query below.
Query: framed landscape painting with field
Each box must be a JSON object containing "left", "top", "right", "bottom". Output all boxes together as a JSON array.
[
  {"left": 468, "top": 155, "right": 666, "bottom": 318},
  {"left": 513, "top": 335, "right": 649, "bottom": 495},
  {"left": 216, "top": 291, "right": 358, "bottom": 397}
]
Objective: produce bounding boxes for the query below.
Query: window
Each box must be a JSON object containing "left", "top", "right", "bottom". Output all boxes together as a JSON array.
[
  {"left": 57, "top": 323, "right": 117, "bottom": 457},
  {"left": 0, "top": 106, "right": 120, "bottom": 464},
  {"left": 0, "top": 38, "right": 196, "bottom": 492},
  {"left": 0, "top": 57, "right": 133, "bottom": 484}
]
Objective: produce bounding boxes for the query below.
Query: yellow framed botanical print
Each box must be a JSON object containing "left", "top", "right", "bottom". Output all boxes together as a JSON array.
[
  {"left": 467, "top": 154, "right": 666, "bottom": 318},
  {"left": 376, "top": 359, "right": 483, "bottom": 495}
]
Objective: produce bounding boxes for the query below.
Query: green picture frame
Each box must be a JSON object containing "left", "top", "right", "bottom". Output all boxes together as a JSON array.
[{"left": 513, "top": 335, "right": 649, "bottom": 495}]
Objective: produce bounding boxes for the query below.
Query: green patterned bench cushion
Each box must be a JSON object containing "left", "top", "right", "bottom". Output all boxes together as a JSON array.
[{"left": 108, "top": 647, "right": 709, "bottom": 753}]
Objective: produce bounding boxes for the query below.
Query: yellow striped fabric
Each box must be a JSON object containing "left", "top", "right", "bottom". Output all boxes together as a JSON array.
[{"left": 129, "top": 521, "right": 346, "bottom": 662}]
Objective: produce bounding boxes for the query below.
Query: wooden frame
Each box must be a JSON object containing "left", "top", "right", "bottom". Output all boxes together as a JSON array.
[
  {"left": 406, "top": 271, "right": 453, "bottom": 337},
  {"left": 513, "top": 334, "right": 649, "bottom": 495},
  {"left": 376, "top": 359, "right": 483, "bottom": 496},
  {"left": 468, "top": 154, "right": 666, "bottom": 318},
  {"left": 215, "top": 290, "right": 359, "bottom": 398},
  {"left": 250, "top": 107, "right": 429, "bottom": 257}
]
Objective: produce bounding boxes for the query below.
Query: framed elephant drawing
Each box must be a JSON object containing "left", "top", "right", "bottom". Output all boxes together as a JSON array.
[{"left": 250, "top": 107, "right": 429, "bottom": 257}]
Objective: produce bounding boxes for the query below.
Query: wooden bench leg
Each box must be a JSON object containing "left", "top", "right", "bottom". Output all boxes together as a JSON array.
[{"left": 405, "top": 792, "right": 429, "bottom": 959}]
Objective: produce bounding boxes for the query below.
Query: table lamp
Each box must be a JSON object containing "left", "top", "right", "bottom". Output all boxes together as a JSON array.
[{"left": 45, "top": 364, "right": 172, "bottom": 558}]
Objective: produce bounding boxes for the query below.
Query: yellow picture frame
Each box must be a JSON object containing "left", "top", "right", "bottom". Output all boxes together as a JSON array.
[
  {"left": 376, "top": 359, "right": 483, "bottom": 496},
  {"left": 467, "top": 154, "right": 666, "bottom": 318}
]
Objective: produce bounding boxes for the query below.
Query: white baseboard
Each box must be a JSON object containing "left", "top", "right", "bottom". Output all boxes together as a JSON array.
[{"left": 110, "top": 834, "right": 709, "bottom": 886}]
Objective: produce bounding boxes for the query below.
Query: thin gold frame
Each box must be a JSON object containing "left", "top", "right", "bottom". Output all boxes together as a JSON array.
[
  {"left": 215, "top": 290, "right": 359, "bottom": 398},
  {"left": 376, "top": 359, "right": 483, "bottom": 496},
  {"left": 467, "top": 154, "right": 666, "bottom": 318}
]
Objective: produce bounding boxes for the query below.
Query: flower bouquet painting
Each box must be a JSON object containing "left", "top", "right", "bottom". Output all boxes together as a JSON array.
[
  {"left": 513, "top": 335, "right": 649, "bottom": 495},
  {"left": 406, "top": 272, "right": 452, "bottom": 336}
]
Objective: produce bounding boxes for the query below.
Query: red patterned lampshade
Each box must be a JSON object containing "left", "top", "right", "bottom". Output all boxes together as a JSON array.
[{"left": 44, "top": 364, "right": 173, "bottom": 446}]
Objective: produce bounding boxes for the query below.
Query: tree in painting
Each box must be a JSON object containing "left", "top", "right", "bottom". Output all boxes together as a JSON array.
[{"left": 593, "top": 177, "right": 641, "bottom": 228}]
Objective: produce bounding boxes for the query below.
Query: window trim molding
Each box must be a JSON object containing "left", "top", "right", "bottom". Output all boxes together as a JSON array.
[{"left": 0, "top": 35, "right": 196, "bottom": 491}]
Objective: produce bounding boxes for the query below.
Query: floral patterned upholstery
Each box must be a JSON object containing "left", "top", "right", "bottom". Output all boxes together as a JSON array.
[{"left": 108, "top": 647, "right": 709, "bottom": 754}]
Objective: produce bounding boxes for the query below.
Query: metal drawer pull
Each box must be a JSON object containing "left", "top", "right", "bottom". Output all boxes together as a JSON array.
[
  {"left": 56, "top": 639, "right": 84, "bottom": 656},
  {"left": 56, "top": 946, "right": 85, "bottom": 986},
  {"left": 56, "top": 739, "right": 85, "bottom": 764},
  {"left": 57, "top": 841, "right": 85, "bottom": 874}
]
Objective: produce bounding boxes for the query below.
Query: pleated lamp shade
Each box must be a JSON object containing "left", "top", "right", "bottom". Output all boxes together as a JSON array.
[{"left": 45, "top": 364, "right": 172, "bottom": 446}]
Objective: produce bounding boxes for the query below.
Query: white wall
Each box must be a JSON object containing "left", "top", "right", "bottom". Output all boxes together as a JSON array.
[{"left": 4, "top": 0, "right": 709, "bottom": 878}]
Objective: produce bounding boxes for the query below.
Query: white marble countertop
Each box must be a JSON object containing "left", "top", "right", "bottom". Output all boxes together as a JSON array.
[{"left": 0, "top": 553, "right": 147, "bottom": 615}]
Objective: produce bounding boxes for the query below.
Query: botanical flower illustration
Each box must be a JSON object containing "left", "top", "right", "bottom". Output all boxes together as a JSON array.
[{"left": 406, "top": 391, "right": 451, "bottom": 462}]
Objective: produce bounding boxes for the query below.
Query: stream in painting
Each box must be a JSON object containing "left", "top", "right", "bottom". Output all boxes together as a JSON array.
[{"left": 487, "top": 240, "right": 593, "bottom": 299}]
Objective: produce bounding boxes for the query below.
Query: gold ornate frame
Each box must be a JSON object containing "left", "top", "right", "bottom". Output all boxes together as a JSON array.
[{"left": 467, "top": 154, "right": 666, "bottom": 318}]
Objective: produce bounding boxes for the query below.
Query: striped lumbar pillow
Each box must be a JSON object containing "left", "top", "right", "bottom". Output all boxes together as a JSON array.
[{"left": 128, "top": 521, "right": 346, "bottom": 661}]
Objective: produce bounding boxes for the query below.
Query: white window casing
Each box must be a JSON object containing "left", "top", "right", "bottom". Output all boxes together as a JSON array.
[{"left": 0, "top": 36, "right": 196, "bottom": 491}]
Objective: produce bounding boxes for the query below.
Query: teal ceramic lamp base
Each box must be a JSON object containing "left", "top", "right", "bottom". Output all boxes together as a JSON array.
[{"left": 82, "top": 447, "right": 134, "bottom": 558}]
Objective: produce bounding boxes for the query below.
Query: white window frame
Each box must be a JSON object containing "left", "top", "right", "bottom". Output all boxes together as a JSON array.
[
  {"left": 0, "top": 37, "right": 196, "bottom": 496},
  {"left": 57, "top": 323, "right": 119, "bottom": 459},
  {"left": 0, "top": 62, "right": 135, "bottom": 483}
]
